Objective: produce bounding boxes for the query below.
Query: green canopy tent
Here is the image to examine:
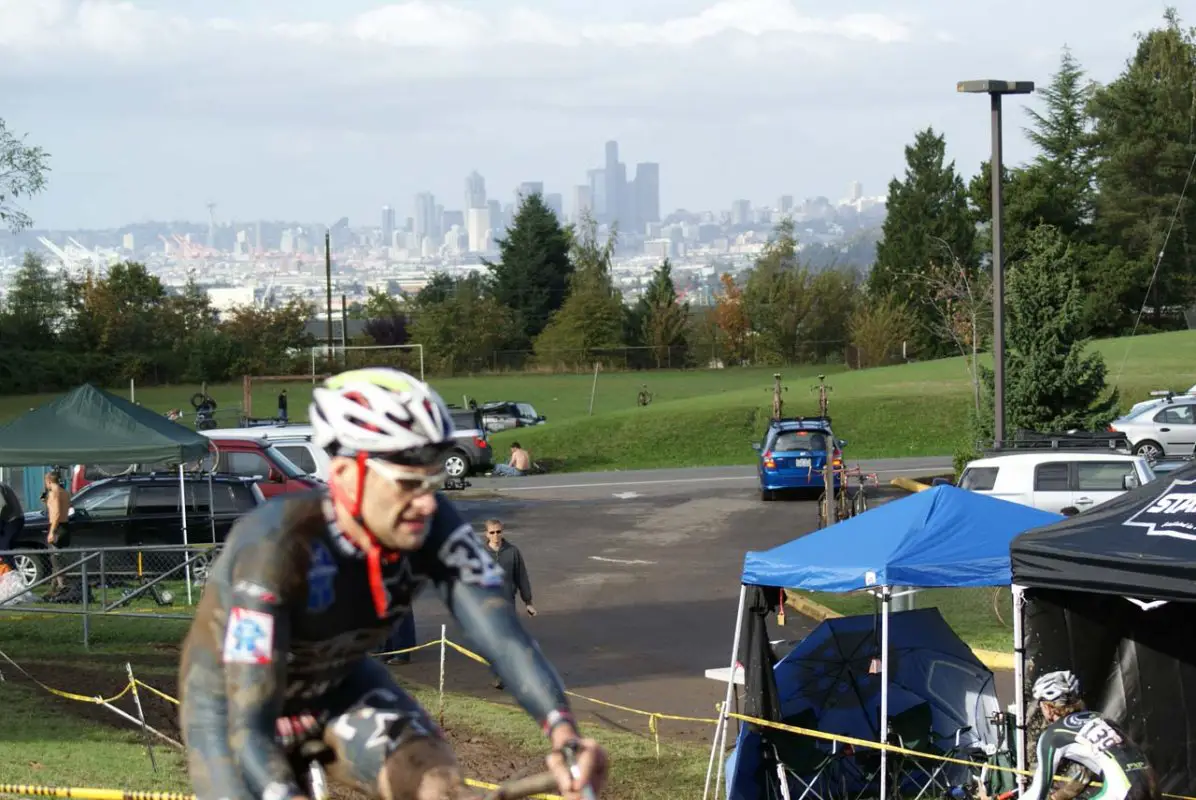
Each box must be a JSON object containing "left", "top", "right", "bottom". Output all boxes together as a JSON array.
[{"left": 0, "top": 384, "right": 216, "bottom": 600}]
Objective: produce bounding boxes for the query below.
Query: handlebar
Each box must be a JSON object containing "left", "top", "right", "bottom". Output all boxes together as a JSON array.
[{"left": 482, "top": 771, "right": 561, "bottom": 799}]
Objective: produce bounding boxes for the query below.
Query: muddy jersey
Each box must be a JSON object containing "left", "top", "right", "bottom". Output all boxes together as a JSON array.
[
  {"left": 178, "top": 489, "right": 574, "bottom": 800},
  {"left": 1024, "top": 712, "right": 1154, "bottom": 800}
]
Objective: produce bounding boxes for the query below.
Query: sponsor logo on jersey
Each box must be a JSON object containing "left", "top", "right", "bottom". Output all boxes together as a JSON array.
[
  {"left": 307, "top": 540, "right": 338, "bottom": 611},
  {"left": 1062, "top": 711, "right": 1098, "bottom": 729},
  {"left": 438, "top": 524, "right": 504, "bottom": 588},
  {"left": 223, "top": 606, "right": 275, "bottom": 665},
  {"left": 233, "top": 580, "right": 279, "bottom": 604},
  {"left": 1124, "top": 479, "right": 1196, "bottom": 541}
]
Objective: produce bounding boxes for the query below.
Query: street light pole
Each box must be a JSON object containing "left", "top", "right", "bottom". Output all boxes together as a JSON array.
[{"left": 957, "top": 79, "right": 1034, "bottom": 447}]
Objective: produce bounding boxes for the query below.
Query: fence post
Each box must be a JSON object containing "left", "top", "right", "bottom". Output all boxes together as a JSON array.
[
  {"left": 438, "top": 624, "right": 447, "bottom": 727},
  {"left": 81, "top": 553, "right": 90, "bottom": 649}
]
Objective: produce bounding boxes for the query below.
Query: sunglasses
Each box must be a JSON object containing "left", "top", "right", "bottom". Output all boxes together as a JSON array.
[
  {"left": 365, "top": 458, "right": 447, "bottom": 495},
  {"left": 486, "top": 529, "right": 503, "bottom": 535}
]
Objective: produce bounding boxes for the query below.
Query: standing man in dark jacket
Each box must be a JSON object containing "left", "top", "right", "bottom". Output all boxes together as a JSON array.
[{"left": 483, "top": 518, "right": 536, "bottom": 690}]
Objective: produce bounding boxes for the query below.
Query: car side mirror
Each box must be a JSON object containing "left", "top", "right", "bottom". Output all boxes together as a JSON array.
[
  {"left": 1124, "top": 474, "right": 1141, "bottom": 490},
  {"left": 269, "top": 470, "right": 286, "bottom": 483},
  {"left": 751, "top": 442, "right": 762, "bottom": 451},
  {"left": 837, "top": 438, "right": 848, "bottom": 448}
]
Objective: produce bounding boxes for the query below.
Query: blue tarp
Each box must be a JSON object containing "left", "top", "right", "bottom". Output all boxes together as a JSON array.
[
  {"left": 725, "top": 609, "right": 1003, "bottom": 800},
  {"left": 741, "top": 485, "right": 1064, "bottom": 591}
]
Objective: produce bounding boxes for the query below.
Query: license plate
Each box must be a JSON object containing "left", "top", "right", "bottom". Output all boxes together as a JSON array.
[{"left": 792, "top": 458, "right": 812, "bottom": 467}]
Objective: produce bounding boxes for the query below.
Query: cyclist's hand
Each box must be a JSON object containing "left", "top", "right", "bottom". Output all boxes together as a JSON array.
[
  {"left": 546, "top": 737, "right": 608, "bottom": 799},
  {"left": 526, "top": 604, "right": 537, "bottom": 617}
]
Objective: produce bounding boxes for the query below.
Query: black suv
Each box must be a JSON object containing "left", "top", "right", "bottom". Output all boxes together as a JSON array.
[
  {"left": 444, "top": 407, "right": 494, "bottom": 478},
  {"left": 12, "top": 473, "right": 265, "bottom": 585},
  {"left": 480, "top": 401, "right": 546, "bottom": 433}
]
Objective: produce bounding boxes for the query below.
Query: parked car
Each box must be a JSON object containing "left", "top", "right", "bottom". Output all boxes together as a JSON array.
[
  {"left": 200, "top": 425, "right": 330, "bottom": 482},
  {"left": 72, "top": 438, "right": 320, "bottom": 498},
  {"left": 479, "top": 401, "right": 547, "bottom": 433},
  {"left": 752, "top": 417, "right": 844, "bottom": 501},
  {"left": 1108, "top": 396, "right": 1196, "bottom": 459},
  {"left": 445, "top": 407, "right": 494, "bottom": 478},
  {"left": 10, "top": 473, "right": 266, "bottom": 587},
  {"left": 958, "top": 451, "right": 1154, "bottom": 514}
]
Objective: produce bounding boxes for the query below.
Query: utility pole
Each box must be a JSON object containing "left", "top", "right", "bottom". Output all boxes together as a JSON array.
[{"left": 324, "top": 231, "right": 333, "bottom": 371}]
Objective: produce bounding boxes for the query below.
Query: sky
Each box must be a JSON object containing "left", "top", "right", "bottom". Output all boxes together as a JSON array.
[{"left": 0, "top": 0, "right": 1175, "bottom": 230}]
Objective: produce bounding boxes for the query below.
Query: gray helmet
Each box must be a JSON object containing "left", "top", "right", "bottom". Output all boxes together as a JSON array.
[{"left": 1032, "top": 670, "right": 1081, "bottom": 703}]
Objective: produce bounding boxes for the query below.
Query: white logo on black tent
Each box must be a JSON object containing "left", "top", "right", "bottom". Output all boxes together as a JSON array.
[{"left": 1123, "top": 478, "right": 1196, "bottom": 541}]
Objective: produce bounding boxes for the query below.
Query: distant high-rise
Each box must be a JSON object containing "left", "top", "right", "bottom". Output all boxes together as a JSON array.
[
  {"left": 849, "top": 181, "right": 862, "bottom": 202},
  {"left": 487, "top": 200, "right": 503, "bottom": 234},
  {"left": 466, "top": 170, "right": 487, "bottom": 209},
  {"left": 588, "top": 169, "right": 606, "bottom": 219},
  {"left": 516, "top": 182, "right": 544, "bottom": 205},
  {"left": 604, "top": 141, "right": 621, "bottom": 226},
  {"left": 442, "top": 209, "right": 465, "bottom": 231},
  {"left": 413, "top": 192, "right": 438, "bottom": 245},
  {"left": 571, "top": 185, "right": 593, "bottom": 224},
  {"left": 633, "top": 162, "right": 660, "bottom": 227},
  {"left": 777, "top": 195, "right": 794, "bottom": 214},
  {"left": 381, "top": 205, "right": 395, "bottom": 247},
  {"left": 731, "top": 199, "right": 751, "bottom": 226},
  {"left": 466, "top": 207, "right": 491, "bottom": 254},
  {"left": 544, "top": 193, "right": 564, "bottom": 221}
]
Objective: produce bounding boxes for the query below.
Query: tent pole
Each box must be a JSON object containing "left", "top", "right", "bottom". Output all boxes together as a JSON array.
[
  {"left": 704, "top": 583, "right": 748, "bottom": 800},
  {"left": 880, "top": 586, "right": 891, "bottom": 800},
  {"left": 1012, "top": 584, "right": 1027, "bottom": 795},
  {"left": 180, "top": 464, "right": 192, "bottom": 605}
]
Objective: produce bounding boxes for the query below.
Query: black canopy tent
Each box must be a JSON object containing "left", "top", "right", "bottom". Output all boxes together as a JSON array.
[
  {"left": 0, "top": 384, "right": 218, "bottom": 602},
  {"left": 1010, "top": 462, "right": 1196, "bottom": 796}
]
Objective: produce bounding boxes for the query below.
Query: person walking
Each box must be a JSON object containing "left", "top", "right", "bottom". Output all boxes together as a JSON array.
[
  {"left": 483, "top": 518, "right": 536, "bottom": 689},
  {"left": 44, "top": 471, "right": 71, "bottom": 595},
  {"left": 0, "top": 479, "right": 24, "bottom": 571}
]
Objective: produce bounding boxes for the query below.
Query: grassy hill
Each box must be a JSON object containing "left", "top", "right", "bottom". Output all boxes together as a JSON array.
[{"left": 1, "top": 329, "right": 1191, "bottom": 472}]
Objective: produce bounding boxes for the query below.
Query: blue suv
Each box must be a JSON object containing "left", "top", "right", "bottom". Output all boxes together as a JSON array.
[{"left": 753, "top": 417, "right": 844, "bottom": 501}]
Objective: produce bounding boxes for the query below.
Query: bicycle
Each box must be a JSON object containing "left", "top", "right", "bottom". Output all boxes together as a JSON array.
[
  {"left": 770, "top": 373, "right": 787, "bottom": 420},
  {"left": 842, "top": 465, "right": 879, "bottom": 516},
  {"left": 809, "top": 463, "right": 852, "bottom": 528},
  {"left": 299, "top": 739, "right": 580, "bottom": 799},
  {"left": 637, "top": 384, "right": 653, "bottom": 407},
  {"left": 810, "top": 374, "right": 831, "bottom": 418}
]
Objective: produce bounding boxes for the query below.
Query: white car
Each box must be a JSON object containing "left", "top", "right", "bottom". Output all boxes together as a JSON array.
[
  {"left": 958, "top": 452, "right": 1154, "bottom": 514},
  {"left": 1108, "top": 396, "right": 1196, "bottom": 459}
]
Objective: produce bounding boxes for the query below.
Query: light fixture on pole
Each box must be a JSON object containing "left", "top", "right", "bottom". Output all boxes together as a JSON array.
[{"left": 957, "top": 79, "right": 1034, "bottom": 447}]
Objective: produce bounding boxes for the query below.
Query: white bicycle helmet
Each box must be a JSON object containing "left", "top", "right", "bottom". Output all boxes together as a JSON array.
[
  {"left": 309, "top": 367, "right": 455, "bottom": 464},
  {"left": 1032, "top": 670, "right": 1081, "bottom": 703}
]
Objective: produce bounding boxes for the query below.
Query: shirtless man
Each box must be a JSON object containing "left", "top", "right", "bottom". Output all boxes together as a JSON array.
[{"left": 493, "top": 442, "right": 532, "bottom": 477}]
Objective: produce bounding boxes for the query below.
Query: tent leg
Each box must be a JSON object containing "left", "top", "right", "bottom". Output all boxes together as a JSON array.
[
  {"left": 704, "top": 583, "right": 748, "bottom": 800},
  {"left": 179, "top": 465, "right": 192, "bottom": 605},
  {"left": 1012, "top": 584, "right": 1027, "bottom": 795},
  {"left": 880, "top": 587, "right": 891, "bottom": 800}
]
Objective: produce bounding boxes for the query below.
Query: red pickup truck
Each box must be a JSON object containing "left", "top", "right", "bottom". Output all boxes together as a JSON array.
[{"left": 72, "top": 437, "right": 320, "bottom": 498}]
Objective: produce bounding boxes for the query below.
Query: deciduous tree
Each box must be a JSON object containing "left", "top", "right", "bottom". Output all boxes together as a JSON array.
[
  {"left": 0, "top": 118, "right": 50, "bottom": 232},
  {"left": 712, "top": 272, "right": 750, "bottom": 364}
]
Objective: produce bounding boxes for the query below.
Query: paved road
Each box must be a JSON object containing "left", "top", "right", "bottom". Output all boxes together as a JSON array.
[{"left": 399, "top": 455, "right": 982, "bottom": 741}]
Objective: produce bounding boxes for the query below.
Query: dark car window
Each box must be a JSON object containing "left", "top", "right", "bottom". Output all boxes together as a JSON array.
[
  {"left": 1076, "top": 461, "right": 1135, "bottom": 491},
  {"left": 134, "top": 485, "right": 180, "bottom": 514},
  {"left": 959, "top": 466, "right": 999, "bottom": 491},
  {"left": 224, "top": 451, "right": 273, "bottom": 479},
  {"left": 76, "top": 484, "right": 132, "bottom": 518},
  {"left": 1033, "top": 462, "right": 1071, "bottom": 492},
  {"left": 516, "top": 403, "right": 537, "bottom": 419},
  {"left": 275, "top": 444, "right": 317, "bottom": 475},
  {"left": 771, "top": 430, "right": 827, "bottom": 452},
  {"left": 264, "top": 445, "right": 307, "bottom": 478},
  {"left": 451, "top": 410, "right": 482, "bottom": 431},
  {"left": 1155, "top": 404, "right": 1195, "bottom": 425},
  {"left": 184, "top": 482, "right": 257, "bottom": 514}
]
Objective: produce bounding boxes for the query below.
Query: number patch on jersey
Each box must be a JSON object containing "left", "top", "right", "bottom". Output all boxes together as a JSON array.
[
  {"left": 1077, "top": 718, "right": 1123, "bottom": 752},
  {"left": 438, "top": 525, "right": 504, "bottom": 588},
  {"left": 223, "top": 607, "right": 275, "bottom": 665}
]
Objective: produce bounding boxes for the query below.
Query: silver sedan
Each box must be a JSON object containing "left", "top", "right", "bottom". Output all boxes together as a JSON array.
[{"left": 1110, "top": 397, "right": 1196, "bottom": 458}]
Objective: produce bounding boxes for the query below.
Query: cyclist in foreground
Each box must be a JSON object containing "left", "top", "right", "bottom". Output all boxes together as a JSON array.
[
  {"left": 982, "top": 670, "right": 1156, "bottom": 800},
  {"left": 178, "top": 367, "right": 608, "bottom": 800}
]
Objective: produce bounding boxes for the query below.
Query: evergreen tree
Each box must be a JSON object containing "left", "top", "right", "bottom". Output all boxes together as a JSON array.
[
  {"left": 1088, "top": 8, "right": 1196, "bottom": 332},
  {"left": 979, "top": 225, "right": 1120, "bottom": 437},
  {"left": 0, "top": 252, "right": 66, "bottom": 344},
  {"left": 483, "top": 192, "right": 574, "bottom": 347},
  {"left": 742, "top": 218, "right": 811, "bottom": 364},
  {"left": 532, "top": 214, "right": 626, "bottom": 369},
  {"left": 637, "top": 259, "right": 691, "bottom": 368},
  {"left": 868, "top": 127, "right": 975, "bottom": 358}
]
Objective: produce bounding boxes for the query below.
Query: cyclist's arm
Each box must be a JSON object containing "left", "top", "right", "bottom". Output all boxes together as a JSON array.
[
  {"left": 422, "top": 502, "right": 575, "bottom": 737},
  {"left": 221, "top": 539, "right": 302, "bottom": 799},
  {"left": 1050, "top": 764, "right": 1095, "bottom": 800}
]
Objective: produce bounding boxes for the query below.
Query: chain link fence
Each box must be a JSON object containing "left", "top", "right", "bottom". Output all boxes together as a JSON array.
[{"left": 0, "top": 544, "right": 219, "bottom": 645}]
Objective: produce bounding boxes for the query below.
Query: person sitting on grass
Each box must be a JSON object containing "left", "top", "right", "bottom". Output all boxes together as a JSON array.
[{"left": 492, "top": 441, "right": 532, "bottom": 477}]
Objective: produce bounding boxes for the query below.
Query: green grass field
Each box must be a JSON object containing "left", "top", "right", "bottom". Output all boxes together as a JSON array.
[
  {"left": 0, "top": 615, "right": 709, "bottom": 799},
  {"left": 2, "top": 329, "right": 1192, "bottom": 471}
]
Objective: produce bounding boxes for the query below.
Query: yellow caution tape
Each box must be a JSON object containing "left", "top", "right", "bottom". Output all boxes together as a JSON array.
[
  {"left": 0, "top": 649, "right": 133, "bottom": 705},
  {"left": 0, "top": 786, "right": 193, "bottom": 800}
]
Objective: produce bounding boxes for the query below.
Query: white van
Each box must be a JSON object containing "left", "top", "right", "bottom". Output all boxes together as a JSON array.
[
  {"left": 202, "top": 425, "right": 330, "bottom": 482},
  {"left": 958, "top": 451, "right": 1155, "bottom": 514}
]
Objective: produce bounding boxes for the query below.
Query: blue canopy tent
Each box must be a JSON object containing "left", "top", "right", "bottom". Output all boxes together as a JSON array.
[
  {"left": 703, "top": 485, "right": 1064, "bottom": 800},
  {"left": 724, "top": 608, "right": 1002, "bottom": 800}
]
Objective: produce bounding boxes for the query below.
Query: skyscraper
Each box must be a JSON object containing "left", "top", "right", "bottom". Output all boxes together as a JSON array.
[
  {"left": 544, "top": 193, "right": 563, "bottom": 221},
  {"left": 466, "top": 170, "right": 487, "bottom": 209},
  {"left": 413, "top": 192, "right": 438, "bottom": 245},
  {"left": 571, "top": 185, "right": 593, "bottom": 224},
  {"left": 466, "top": 207, "right": 491, "bottom": 254},
  {"left": 588, "top": 169, "right": 606, "bottom": 219},
  {"left": 633, "top": 162, "right": 660, "bottom": 227},
  {"left": 604, "top": 141, "right": 621, "bottom": 226},
  {"left": 516, "top": 182, "right": 544, "bottom": 204},
  {"left": 381, "top": 205, "right": 395, "bottom": 247}
]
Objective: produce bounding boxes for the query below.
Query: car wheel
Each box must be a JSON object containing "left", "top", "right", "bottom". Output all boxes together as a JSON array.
[
  {"left": 761, "top": 488, "right": 775, "bottom": 501},
  {"left": 444, "top": 451, "right": 470, "bottom": 478},
  {"left": 12, "top": 547, "right": 47, "bottom": 589},
  {"left": 1133, "top": 440, "right": 1163, "bottom": 459}
]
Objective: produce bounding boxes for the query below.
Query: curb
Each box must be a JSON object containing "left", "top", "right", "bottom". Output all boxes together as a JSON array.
[{"left": 783, "top": 590, "right": 1014, "bottom": 672}]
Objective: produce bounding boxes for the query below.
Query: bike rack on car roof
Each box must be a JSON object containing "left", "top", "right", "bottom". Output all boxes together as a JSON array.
[
  {"left": 773, "top": 415, "right": 833, "bottom": 427},
  {"left": 981, "top": 428, "right": 1130, "bottom": 456}
]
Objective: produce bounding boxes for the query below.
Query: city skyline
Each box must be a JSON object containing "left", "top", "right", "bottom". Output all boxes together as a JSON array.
[{"left": 1, "top": 0, "right": 1164, "bottom": 229}]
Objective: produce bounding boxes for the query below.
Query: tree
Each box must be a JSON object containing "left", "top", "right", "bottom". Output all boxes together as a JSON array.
[
  {"left": 361, "top": 287, "right": 409, "bottom": 346},
  {"left": 804, "top": 268, "right": 860, "bottom": 363},
  {"left": 532, "top": 214, "right": 626, "bottom": 369},
  {"left": 742, "top": 218, "right": 812, "bottom": 364},
  {"left": 1, "top": 252, "right": 67, "bottom": 343},
  {"left": 0, "top": 118, "right": 50, "bottom": 232},
  {"left": 978, "top": 225, "right": 1120, "bottom": 438},
  {"left": 712, "top": 272, "right": 750, "bottom": 364},
  {"left": 921, "top": 249, "right": 993, "bottom": 416},
  {"left": 409, "top": 274, "right": 515, "bottom": 375},
  {"left": 637, "top": 259, "right": 691, "bottom": 368},
  {"left": 1088, "top": 9, "right": 1196, "bottom": 331},
  {"left": 868, "top": 127, "right": 975, "bottom": 358},
  {"left": 848, "top": 294, "right": 914, "bottom": 369},
  {"left": 484, "top": 192, "right": 574, "bottom": 346}
]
